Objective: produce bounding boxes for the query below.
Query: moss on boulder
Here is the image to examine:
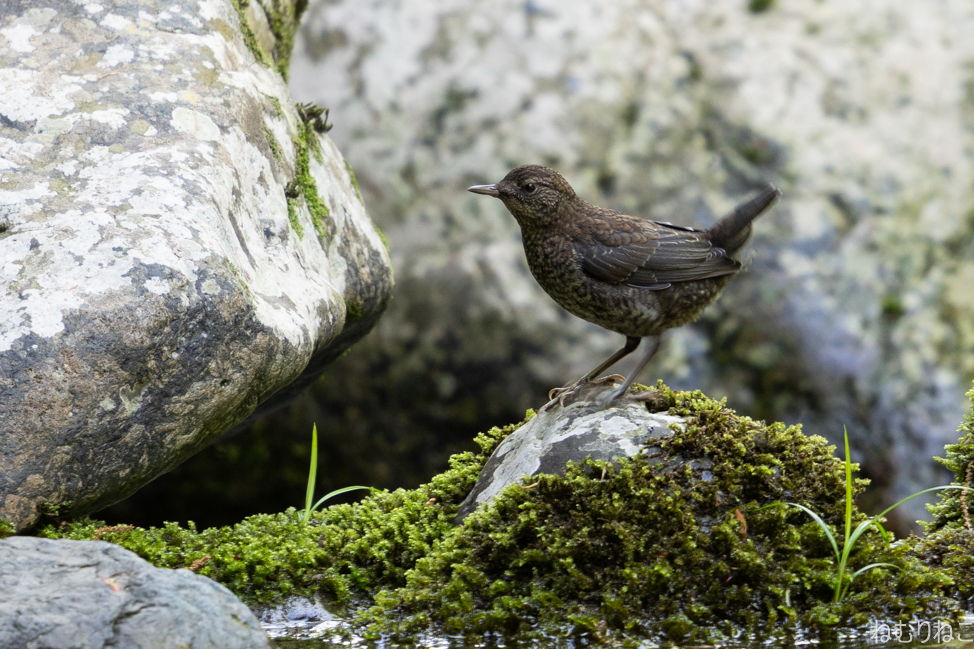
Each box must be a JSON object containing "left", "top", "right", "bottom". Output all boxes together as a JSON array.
[{"left": 35, "top": 385, "right": 963, "bottom": 643}]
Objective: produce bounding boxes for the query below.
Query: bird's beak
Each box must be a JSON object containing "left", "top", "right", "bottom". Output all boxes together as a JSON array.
[{"left": 467, "top": 184, "right": 500, "bottom": 197}]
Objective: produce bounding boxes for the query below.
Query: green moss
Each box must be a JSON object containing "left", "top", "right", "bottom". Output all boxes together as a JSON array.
[
  {"left": 345, "top": 298, "right": 363, "bottom": 321},
  {"left": 268, "top": 95, "right": 285, "bottom": 120},
  {"left": 925, "top": 382, "right": 974, "bottom": 531},
  {"left": 374, "top": 224, "right": 390, "bottom": 254},
  {"left": 264, "top": 126, "right": 282, "bottom": 160},
  {"left": 35, "top": 387, "right": 961, "bottom": 643},
  {"left": 0, "top": 519, "right": 14, "bottom": 539},
  {"left": 227, "top": 0, "right": 273, "bottom": 69},
  {"left": 226, "top": 259, "right": 251, "bottom": 296},
  {"left": 285, "top": 181, "right": 304, "bottom": 239},
  {"left": 310, "top": 136, "right": 324, "bottom": 165},
  {"left": 881, "top": 294, "right": 905, "bottom": 318},
  {"left": 910, "top": 526, "right": 974, "bottom": 607},
  {"left": 921, "top": 379, "right": 974, "bottom": 603},
  {"left": 363, "top": 385, "right": 956, "bottom": 642},
  {"left": 748, "top": 0, "right": 775, "bottom": 13},
  {"left": 262, "top": 0, "right": 309, "bottom": 82},
  {"left": 345, "top": 159, "right": 365, "bottom": 206},
  {"left": 293, "top": 123, "right": 330, "bottom": 241},
  {"left": 37, "top": 420, "right": 517, "bottom": 608}
]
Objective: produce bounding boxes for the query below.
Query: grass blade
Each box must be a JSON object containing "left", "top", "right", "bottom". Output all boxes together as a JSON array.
[
  {"left": 843, "top": 427, "right": 852, "bottom": 548},
  {"left": 298, "top": 424, "right": 319, "bottom": 523},
  {"left": 309, "top": 485, "right": 375, "bottom": 513},
  {"left": 875, "top": 485, "right": 970, "bottom": 521}
]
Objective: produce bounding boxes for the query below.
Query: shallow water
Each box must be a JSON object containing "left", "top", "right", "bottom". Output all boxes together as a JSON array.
[{"left": 263, "top": 614, "right": 974, "bottom": 649}]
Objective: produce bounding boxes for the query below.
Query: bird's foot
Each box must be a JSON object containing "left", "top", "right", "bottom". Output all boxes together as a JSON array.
[
  {"left": 590, "top": 382, "right": 628, "bottom": 409},
  {"left": 591, "top": 382, "right": 671, "bottom": 410},
  {"left": 543, "top": 374, "right": 626, "bottom": 411}
]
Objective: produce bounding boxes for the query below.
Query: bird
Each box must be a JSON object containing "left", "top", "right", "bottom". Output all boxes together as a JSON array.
[{"left": 468, "top": 165, "right": 781, "bottom": 406}]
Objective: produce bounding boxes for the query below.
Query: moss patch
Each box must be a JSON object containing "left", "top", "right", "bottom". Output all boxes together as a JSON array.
[
  {"left": 285, "top": 181, "right": 303, "bottom": 239},
  {"left": 227, "top": 0, "right": 273, "bottom": 69},
  {"left": 748, "top": 0, "right": 775, "bottom": 13},
  {"left": 284, "top": 120, "right": 331, "bottom": 242},
  {"left": 267, "top": 95, "right": 285, "bottom": 120},
  {"left": 37, "top": 420, "right": 516, "bottom": 608},
  {"left": 345, "top": 298, "right": 363, "bottom": 321},
  {"left": 374, "top": 225, "right": 390, "bottom": 255},
  {"left": 345, "top": 159, "right": 365, "bottom": 206},
  {"left": 264, "top": 126, "right": 282, "bottom": 161},
  {"left": 926, "top": 383, "right": 974, "bottom": 531},
  {"left": 916, "top": 382, "right": 974, "bottom": 605},
  {"left": 292, "top": 121, "right": 331, "bottom": 241},
  {"left": 34, "top": 386, "right": 962, "bottom": 643},
  {"left": 262, "top": 0, "right": 309, "bottom": 82},
  {"left": 364, "top": 386, "right": 956, "bottom": 643},
  {"left": 225, "top": 0, "right": 308, "bottom": 81}
]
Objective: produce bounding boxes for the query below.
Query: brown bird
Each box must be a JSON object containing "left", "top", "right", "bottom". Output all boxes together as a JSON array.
[{"left": 468, "top": 165, "right": 781, "bottom": 405}]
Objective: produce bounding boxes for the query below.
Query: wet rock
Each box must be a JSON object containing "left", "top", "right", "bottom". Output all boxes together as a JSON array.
[
  {"left": 256, "top": 594, "right": 336, "bottom": 626},
  {"left": 289, "top": 0, "right": 974, "bottom": 527},
  {"left": 0, "top": 536, "right": 272, "bottom": 649},
  {"left": 457, "top": 383, "right": 684, "bottom": 519},
  {"left": 0, "top": 0, "right": 392, "bottom": 530}
]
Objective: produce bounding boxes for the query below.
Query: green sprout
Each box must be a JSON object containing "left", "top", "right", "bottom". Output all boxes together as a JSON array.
[
  {"left": 296, "top": 424, "right": 373, "bottom": 523},
  {"left": 764, "top": 427, "right": 969, "bottom": 602}
]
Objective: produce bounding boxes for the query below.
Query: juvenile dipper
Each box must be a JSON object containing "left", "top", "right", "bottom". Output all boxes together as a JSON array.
[{"left": 468, "top": 165, "right": 781, "bottom": 405}]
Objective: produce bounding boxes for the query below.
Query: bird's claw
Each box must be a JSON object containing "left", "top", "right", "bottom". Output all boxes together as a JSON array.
[{"left": 546, "top": 382, "right": 582, "bottom": 410}]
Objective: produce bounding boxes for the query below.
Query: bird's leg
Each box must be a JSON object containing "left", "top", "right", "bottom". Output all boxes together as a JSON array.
[
  {"left": 547, "top": 336, "right": 641, "bottom": 402},
  {"left": 597, "top": 336, "right": 661, "bottom": 404}
]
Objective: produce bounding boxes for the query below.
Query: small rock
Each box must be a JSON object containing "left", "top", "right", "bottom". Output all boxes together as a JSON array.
[
  {"left": 0, "top": 537, "right": 272, "bottom": 649},
  {"left": 456, "top": 383, "right": 685, "bottom": 519}
]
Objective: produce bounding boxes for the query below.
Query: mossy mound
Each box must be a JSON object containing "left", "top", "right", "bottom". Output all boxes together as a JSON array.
[
  {"left": 926, "top": 384, "right": 974, "bottom": 532},
  {"left": 32, "top": 385, "right": 960, "bottom": 643},
  {"left": 364, "top": 385, "right": 955, "bottom": 643},
  {"left": 915, "top": 383, "right": 974, "bottom": 610}
]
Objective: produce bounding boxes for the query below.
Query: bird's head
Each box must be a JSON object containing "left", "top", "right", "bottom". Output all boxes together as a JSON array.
[{"left": 468, "top": 165, "right": 577, "bottom": 228}]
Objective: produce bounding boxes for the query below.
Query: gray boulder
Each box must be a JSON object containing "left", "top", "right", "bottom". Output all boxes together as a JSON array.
[
  {"left": 0, "top": 0, "right": 392, "bottom": 530},
  {"left": 0, "top": 536, "right": 271, "bottom": 649},
  {"left": 289, "top": 0, "right": 973, "bottom": 527},
  {"left": 457, "top": 382, "right": 685, "bottom": 519}
]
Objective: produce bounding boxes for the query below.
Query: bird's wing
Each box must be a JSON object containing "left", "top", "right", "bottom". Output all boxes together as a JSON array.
[{"left": 574, "top": 211, "right": 741, "bottom": 289}]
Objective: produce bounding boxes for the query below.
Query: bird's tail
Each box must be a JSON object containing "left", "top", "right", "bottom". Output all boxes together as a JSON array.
[{"left": 706, "top": 183, "right": 782, "bottom": 253}]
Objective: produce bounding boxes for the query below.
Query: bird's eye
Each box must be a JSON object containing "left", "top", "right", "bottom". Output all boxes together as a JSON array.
[{"left": 523, "top": 182, "right": 536, "bottom": 193}]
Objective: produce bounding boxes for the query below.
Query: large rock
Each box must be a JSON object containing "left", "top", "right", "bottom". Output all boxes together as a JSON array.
[
  {"left": 0, "top": 0, "right": 392, "bottom": 530},
  {"left": 0, "top": 536, "right": 272, "bottom": 648},
  {"left": 289, "top": 0, "right": 974, "bottom": 527}
]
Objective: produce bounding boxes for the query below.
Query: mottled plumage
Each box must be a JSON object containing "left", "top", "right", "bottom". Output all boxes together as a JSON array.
[{"left": 469, "top": 165, "right": 781, "bottom": 404}]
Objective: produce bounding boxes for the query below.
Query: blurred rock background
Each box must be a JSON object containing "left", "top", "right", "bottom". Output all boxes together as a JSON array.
[{"left": 103, "top": 0, "right": 974, "bottom": 532}]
